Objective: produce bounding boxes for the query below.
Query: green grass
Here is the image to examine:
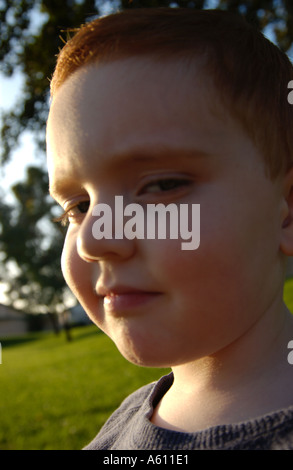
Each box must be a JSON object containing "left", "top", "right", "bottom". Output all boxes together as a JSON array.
[
  {"left": 284, "top": 277, "right": 293, "bottom": 314},
  {"left": 0, "top": 325, "right": 169, "bottom": 450},
  {"left": 2, "top": 278, "right": 293, "bottom": 451}
]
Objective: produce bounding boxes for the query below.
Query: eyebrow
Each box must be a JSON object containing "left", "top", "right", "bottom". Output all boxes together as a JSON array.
[
  {"left": 48, "top": 146, "right": 210, "bottom": 200},
  {"left": 48, "top": 183, "right": 73, "bottom": 202},
  {"left": 116, "top": 147, "right": 210, "bottom": 163},
  {"left": 48, "top": 178, "right": 85, "bottom": 202}
]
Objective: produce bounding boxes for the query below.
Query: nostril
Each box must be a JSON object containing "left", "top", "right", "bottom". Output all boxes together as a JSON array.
[
  {"left": 81, "top": 254, "right": 96, "bottom": 263},
  {"left": 282, "top": 216, "right": 291, "bottom": 229},
  {"left": 76, "top": 235, "right": 98, "bottom": 262},
  {"left": 76, "top": 210, "right": 136, "bottom": 262}
]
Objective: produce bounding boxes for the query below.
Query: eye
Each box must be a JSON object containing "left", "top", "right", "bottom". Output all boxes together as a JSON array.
[
  {"left": 138, "top": 178, "right": 191, "bottom": 195},
  {"left": 54, "top": 200, "right": 90, "bottom": 226}
]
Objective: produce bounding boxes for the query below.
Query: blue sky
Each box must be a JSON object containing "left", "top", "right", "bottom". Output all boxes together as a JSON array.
[
  {"left": 0, "top": 4, "right": 49, "bottom": 203},
  {"left": 1, "top": 0, "right": 290, "bottom": 205}
]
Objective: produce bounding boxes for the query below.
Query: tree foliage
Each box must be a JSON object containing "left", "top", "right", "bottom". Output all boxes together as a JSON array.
[
  {"left": 0, "top": 0, "right": 99, "bottom": 163},
  {"left": 0, "top": 167, "right": 67, "bottom": 312},
  {"left": 1, "top": 0, "right": 293, "bottom": 164},
  {"left": 0, "top": 0, "right": 292, "bottom": 313}
]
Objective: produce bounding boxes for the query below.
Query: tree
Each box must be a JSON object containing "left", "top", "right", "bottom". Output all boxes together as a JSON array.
[
  {"left": 1, "top": 0, "right": 293, "bottom": 165},
  {"left": 0, "top": 0, "right": 293, "bottom": 315},
  {"left": 0, "top": 0, "right": 99, "bottom": 164},
  {"left": 0, "top": 166, "right": 67, "bottom": 314}
]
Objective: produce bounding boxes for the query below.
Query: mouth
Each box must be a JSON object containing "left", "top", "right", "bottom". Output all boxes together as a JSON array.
[{"left": 96, "top": 285, "right": 162, "bottom": 313}]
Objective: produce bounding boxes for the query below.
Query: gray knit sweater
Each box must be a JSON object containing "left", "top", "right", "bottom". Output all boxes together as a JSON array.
[{"left": 84, "top": 373, "right": 293, "bottom": 450}]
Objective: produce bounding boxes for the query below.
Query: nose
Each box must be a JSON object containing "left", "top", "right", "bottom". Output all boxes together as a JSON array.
[{"left": 76, "top": 201, "right": 136, "bottom": 262}]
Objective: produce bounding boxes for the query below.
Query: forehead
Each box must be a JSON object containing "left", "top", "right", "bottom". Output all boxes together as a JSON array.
[
  {"left": 47, "top": 56, "right": 216, "bottom": 145},
  {"left": 46, "top": 57, "right": 249, "bottom": 193}
]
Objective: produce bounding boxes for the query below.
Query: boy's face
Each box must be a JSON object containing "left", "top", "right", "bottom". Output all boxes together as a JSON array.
[{"left": 47, "top": 58, "right": 286, "bottom": 368}]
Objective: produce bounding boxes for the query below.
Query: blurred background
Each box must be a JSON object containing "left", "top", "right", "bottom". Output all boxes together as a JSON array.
[{"left": 1, "top": 0, "right": 293, "bottom": 450}]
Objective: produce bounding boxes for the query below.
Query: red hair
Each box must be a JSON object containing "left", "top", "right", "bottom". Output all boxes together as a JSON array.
[{"left": 50, "top": 8, "right": 293, "bottom": 178}]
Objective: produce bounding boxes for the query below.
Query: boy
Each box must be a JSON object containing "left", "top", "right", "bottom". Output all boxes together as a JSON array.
[{"left": 46, "top": 8, "right": 293, "bottom": 449}]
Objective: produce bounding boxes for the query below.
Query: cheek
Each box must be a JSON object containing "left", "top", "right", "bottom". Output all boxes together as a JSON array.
[
  {"left": 145, "top": 239, "right": 208, "bottom": 303},
  {"left": 147, "top": 213, "right": 261, "bottom": 314},
  {"left": 61, "top": 232, "right": 100, "bottom": 317}
]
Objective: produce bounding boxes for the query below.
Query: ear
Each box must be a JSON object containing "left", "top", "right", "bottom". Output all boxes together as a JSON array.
[{"left": 280, "top": 167, "right": 293, "bottom": 256}]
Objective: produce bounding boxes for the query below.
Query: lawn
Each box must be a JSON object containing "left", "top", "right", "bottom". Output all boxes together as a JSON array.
[
  {"left": 1, "top": 279, "right": 293, "bottom": 451},
  {"left": 284, "top": 277, "right": 293, "bottom": 314},
  {"left": 0, "top": 325, "right": 169, "bottom": 450}
]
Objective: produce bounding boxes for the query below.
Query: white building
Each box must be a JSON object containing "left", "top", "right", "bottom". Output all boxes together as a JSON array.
[{"left": 0, "top": 303, "right": 28, "bottom": 337}]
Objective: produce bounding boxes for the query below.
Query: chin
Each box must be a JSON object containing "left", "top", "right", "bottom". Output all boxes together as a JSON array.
[
  {"left": 111, "top": 333, "right": 178, "bottom": 369},
  {"left": 114, "top": 330, "right": 212, "bottom": 369}
]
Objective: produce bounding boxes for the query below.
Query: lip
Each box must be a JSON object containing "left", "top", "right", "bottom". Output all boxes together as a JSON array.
[{"left": 97, "top": 285, "right": 161, "bottom": 313}]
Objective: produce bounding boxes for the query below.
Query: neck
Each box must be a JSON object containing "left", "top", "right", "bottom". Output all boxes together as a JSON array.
[
  {"left": 152, "top": 302, "right": 293, "bottom": 432},
  {"left": 173, "top": 302, "right": 292, "bottom": 391}
]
